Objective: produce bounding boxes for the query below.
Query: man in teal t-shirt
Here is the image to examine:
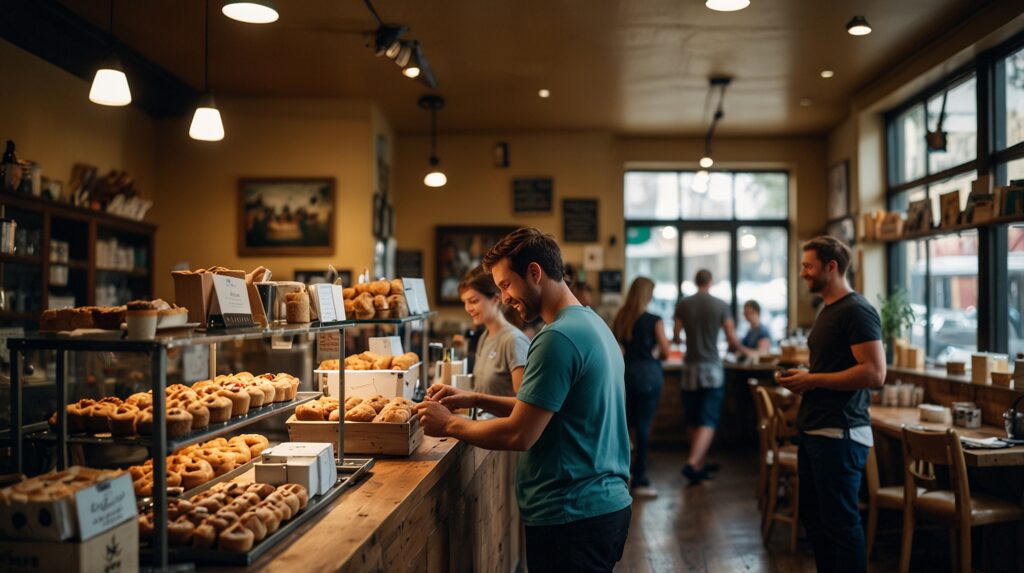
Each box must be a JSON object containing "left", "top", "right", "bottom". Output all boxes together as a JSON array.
[{"left": 415, "top": 227, "right": 632, "bottom": 573}]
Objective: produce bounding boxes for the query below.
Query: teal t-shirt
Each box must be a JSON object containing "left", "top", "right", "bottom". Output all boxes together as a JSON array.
[{"left": 515, "top": 305, "right": 632, "bottom": 526}]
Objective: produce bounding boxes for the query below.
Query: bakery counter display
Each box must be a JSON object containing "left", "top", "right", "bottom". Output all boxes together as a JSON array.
[
  {"left": 342, "top": 278, "right": 409, "bottom": 320},
  {"left": 316, "top": 353, "right": 421, "bottom": 401},
  {"left": 35, "top": 371, "right": 314, "bottom": 450},
  {"left": 129, "top": 434, "right": 270, "bottom": 498},
  {"left": 288, "top": 395, "right": 423, "bottom": 456},
  {"left": 39, "top": 298, "right": 190, "bottom": 334}
]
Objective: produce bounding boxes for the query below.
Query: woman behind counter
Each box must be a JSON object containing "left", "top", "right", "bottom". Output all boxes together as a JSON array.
[
  {"left": 612, "top": 277, "right": 671, "bottom": 498},
  {"left": 738, "top": 300, "right": 772, "bottom": 359},
  {"left": 459, "top": 266, "right": 530, "bottom": 399}
]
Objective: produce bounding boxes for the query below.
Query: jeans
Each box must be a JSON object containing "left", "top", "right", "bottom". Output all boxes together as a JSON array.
[
  {"left": 525, "top": 507, "right": 632, "bottom": 573},
  {"left": 798, "top": 432, "right": 870, "bottom": 573},
  {"left": 625, "top": 361, "right": 663, "bottom": 486}
]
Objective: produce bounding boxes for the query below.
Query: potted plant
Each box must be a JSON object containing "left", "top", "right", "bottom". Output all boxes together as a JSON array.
[{"left": 878, "top": 287, "right": 916, "bottom": 364}]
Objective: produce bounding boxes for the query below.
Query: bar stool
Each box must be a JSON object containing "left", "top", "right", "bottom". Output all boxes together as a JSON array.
[
  {"left": 761, "top": 407, "right": 800, "bottom": 552},
  {"left": 861, "top": 441, "right": 922, "bottom": 560},
  {"left": 749, "top": 381, "right": 774, "bottom": 511},
  {"left": 898, "top": 427, "right": 1024, "bottom": 573}
]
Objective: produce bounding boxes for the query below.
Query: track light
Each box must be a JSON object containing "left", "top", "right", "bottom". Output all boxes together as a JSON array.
[
  {"left": 419, "top": 95, "right": 446, "bottom": 188},
  {"left": 394, "top": 42, "right": 413, "bottom": 68},
  {"left": 374, "top": 25, "right": 407, "bottom": 57},
  {"left": 90, "top": 1, "right": 132, "bottom": 107},
  {"left": 221, "top": 0, "right": 278, "bottom": 24},
  {"left": 846, "top": 16, "right": 871, "bottom": 36},
  {"left": 705, "top": 0, "right": 750, "bottom": 11}
]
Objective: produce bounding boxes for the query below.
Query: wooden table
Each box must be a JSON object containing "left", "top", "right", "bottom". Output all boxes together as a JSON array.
[
  {"left": 870, "top": 406, "right": 1024, "bottom": 468},
  {"left": 205, "top": 437, "right": 522, "bottom": 573}
]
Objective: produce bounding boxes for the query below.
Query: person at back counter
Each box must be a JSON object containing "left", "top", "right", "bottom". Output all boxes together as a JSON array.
[
  {"left": 737, "top": 299, "right": 772, "bottom": 360},
  {"left": 777, "top": 236, "right": 886, "bottom": 573},
  {"left": 414, "top": 227, "right": 632, "bottom": 573}
]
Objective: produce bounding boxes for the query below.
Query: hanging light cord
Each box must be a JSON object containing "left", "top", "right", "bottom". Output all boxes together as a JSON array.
[
  {"left": 704, "top": 83, "right": 728, "bottom": 156},
  {"left": 429, "top": 106, "right": 438, "bottom": 162},
  {"left": 362, "top": 0, "right": 383, "bottom": 26},
  {"left": 204, "top": 0, "right": 210, "bottom": 92}
]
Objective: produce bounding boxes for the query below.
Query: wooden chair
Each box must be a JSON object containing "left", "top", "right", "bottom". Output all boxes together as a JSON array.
[
  {"left": 898, "top": 427, "right": 1024, "bottom": 573},
  {"left": 749, "top": 381, "right": 775, "bottom": 511},
  {"left": 862, "top": 441, "right": 922, "bottom": 560},
  {"left": 761, "top": 406, "right": 800, "bottom": 552}
]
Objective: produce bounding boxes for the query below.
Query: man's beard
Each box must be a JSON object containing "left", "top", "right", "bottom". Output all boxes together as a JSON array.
[
  {"left": 807, "top": 274, "right": 827, "bottom": 293},
  {"left": 513, "top": 287, "right": 543, "bottom": 322}
]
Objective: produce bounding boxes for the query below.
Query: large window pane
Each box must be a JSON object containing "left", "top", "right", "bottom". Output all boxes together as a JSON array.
[
  {"left": 893, "top": 103, "right": 926, "bottom": 184},
  {"left": 625, "top": 225, "right": 678, "bottom": 334},
  {"left": 929, "top": 232, "right": 978, "bottom": 364},
  {"left": 682, "top": 231, "right": 732, "bottom": 303},
  {"left": 893, "top": 240, "right": 928, "bottom": 352},
  {"left": 927, "top": 76, "right": 977, "bottom": 174},
  {"left": 681, "top": 172, "right": 733, "bottom": 219},
  {"left": 1009, "top": 225, "right": 1024, "bottom": 357},
  {"left": 927, "top": 172, "right": 975, "bottom": 224},
  {"left": 736, "top": 227, "right": 788, "bottom": 344},
  {"left": 624, "top": 172, "right": 680, "bottom": 220},
  {"left": 998, "top": 44, "right": 1024, "bottom": 150},
  {"left": 735, "top": 173, "right": 788, "bottom": 220}
]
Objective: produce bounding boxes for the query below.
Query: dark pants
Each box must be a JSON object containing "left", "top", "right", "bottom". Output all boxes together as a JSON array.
[
  {"left": 625, "top": 361, "right": 663, "bottom": 486},
  {"left": 525, "top": 507, "right": 632, "bottom": 573},
  {"left": 798, "top": 433, "right": 870, "bottom": 573}
]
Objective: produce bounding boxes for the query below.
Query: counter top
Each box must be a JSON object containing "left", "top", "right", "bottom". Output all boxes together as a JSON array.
[
  {"left": 870, "top": 406, "right": 1024, "bottom": 468},
  {"left": 661, "top": 360, "right": 777, "bottom": 373}
]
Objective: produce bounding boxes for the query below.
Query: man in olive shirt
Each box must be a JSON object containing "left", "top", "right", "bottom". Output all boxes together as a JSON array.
[
  {"left": 415, "top": 227, "right": 632, "bottom": 573},
  {"left": 778, "top": 237, "right": 886, "bottom": 573}
]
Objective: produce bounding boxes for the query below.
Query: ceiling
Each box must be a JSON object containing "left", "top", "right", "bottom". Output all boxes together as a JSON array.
[{"left": 55, "top": 0, "right": 995, "bottom": 136}]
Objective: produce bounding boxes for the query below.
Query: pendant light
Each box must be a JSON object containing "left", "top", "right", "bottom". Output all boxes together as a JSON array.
[
  {"left": 698, "top": 76, "right": 730, "bottom": 172},
  {"left": 419, "top": 95, "right": 446, "bottom": 188},
  {"left": 221, "top": 0, "right": 278, "bottom": 24},
  {"left": 705, "top": 0, "right": 750, "bottom": 12},
  {"left": 190, "top": 0, "right": 225, "bottom": 141},
  {"left": 846, "top": 16, "right": 872, "bottom": 36},
  {"left": 89, "top": 0, "right": 132, "bottom": 106}
]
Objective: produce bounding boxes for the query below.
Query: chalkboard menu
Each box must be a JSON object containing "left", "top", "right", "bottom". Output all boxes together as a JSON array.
[
  {"left": 513, "top": 178, "right": 553, "bottom": 213},
  {"left": 563, "top": 199, "right": 598, "bottom": 242},
  {"left": 599, "top": 270, "right": 623, "bottom": 294},
  {"left": 395, "top": 250, "right": 423, "bottom": 278}
]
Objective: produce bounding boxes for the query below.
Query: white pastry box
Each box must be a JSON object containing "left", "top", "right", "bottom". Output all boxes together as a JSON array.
[
  {"left": 314, "top": 362, "right": 420, "bottom": 401},
  {"left": 0, "top": 472, "right": 135, "bottom": 542}
]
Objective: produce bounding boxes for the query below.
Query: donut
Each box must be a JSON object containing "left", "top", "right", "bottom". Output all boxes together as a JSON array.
[
  {"left": 138, "top": 512, "right": 155, "bottom": 538},
  {"left": 295, "top": 403, "right": 324, "bottom": 421},
  {"left": 193, "top": 492, "right": 229, "bottom": 513},
  {"left": 218, "top": 386, "right": 251, "bottom": 417},
  {"left": 109, "top": 404, "right": 139, "bottom": 436},
  {"left": 168, "top": 514, "right": 196, "bottom": 546},
  {"left": 177, "top": 459, "right": 215, "bottom": 489},
  {"left": 201, "top": 394, "right": 232, "bottom": 423},
  {"left": 244, "top": 483, "right": 276, "bottom": 500},
  {"left": 219, "top": 521, "right": 255, "bottom": 553},
  {"left": 238, "top": 434, "right": 270, "bottom": 458},
  {"left": 276, "top": 484, "right": 308, "bottom": 509},
  {"left": 224, "top": 437, "right": 253, "bottom": 464}
]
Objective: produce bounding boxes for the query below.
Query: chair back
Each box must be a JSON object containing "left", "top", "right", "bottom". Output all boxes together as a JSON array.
[
  {"left": 864, "top": 445, "right": 880, "bottom": 501},
  {"left": 899, "top": 427, "right": 971, "bottom": 521},
  {"left": 752, "top": 383, "right": 775, "bottom": 430}
]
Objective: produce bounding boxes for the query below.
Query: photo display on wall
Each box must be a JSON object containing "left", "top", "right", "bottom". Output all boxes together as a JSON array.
[
  {"left": 238, "top": 178, "right": 335, "bottom": 256},
  {"left": 435, "top": 226, "right": 517, "bottom": 305},
  {"left": 827, "top": 160, "right": 849, "bottom": 222},
  {"left": 562, "top": 198, "right": 599, "bottom": 243}
]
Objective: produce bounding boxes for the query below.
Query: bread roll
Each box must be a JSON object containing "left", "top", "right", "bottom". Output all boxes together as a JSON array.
[
  {"left": 344, "top": 403, "right": 376, "bottom": 422},
  {"left": 389, "top": 279, "right": 404, "bottom": 295},
  {"left": 369, "top": 280, "right": 391, "bottom": 296}
]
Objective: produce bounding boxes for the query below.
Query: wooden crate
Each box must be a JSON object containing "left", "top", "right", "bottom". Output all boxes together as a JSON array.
[{"left": 285, "top": 415, "right": 423, "bottom": 456}]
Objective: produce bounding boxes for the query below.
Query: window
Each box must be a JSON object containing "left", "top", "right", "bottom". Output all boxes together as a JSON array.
[
  {"left": 927, "top": 76, "right": 977, "bottom": 174},
  {"left": 995, "top": 43, "right": 1024, "bottom": 151},
  {"left": 624, "top": 170, "right": 789, "bottom": 346},
  {"left": 1008, "top": 225, "right": 1024, "bottom": 356}
]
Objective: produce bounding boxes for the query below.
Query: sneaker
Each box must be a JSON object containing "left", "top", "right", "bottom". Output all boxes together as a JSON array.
[
  {"left": 705, "top": 462, "right": 721, "bottom": 473},
  {"left": 632, "top": 485, "right": 659, "bottom": 499},
  {"left": 681, "top": 464, "right": 705, "bottom": 485}
]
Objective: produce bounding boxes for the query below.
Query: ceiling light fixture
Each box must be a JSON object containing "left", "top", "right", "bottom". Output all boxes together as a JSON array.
[
  {"left": 365, "top": 0, "right": 438, "bottom": 88},
  {"left": 846, "top": 16, "right": 872, "bottom": 36},
  {"left": 705, "top": 0, "right": 750, "bottom": 12},
  {"left": 420, "top": 95, "right": 446, "bottom": 188},
  {"left": 89, "top": 0, "right": 132, "bottom": 106},
  {"left": 221, "top": 0, "right": 278, "bottom": 24},
  {"left": 698, "top": 76, "right": 731, "bottom": 173},
  {"left": 190, "top": 0, "right": 225, "bottom": 141},
  {"left": 538, "top": 89, "right": 551, "bottom": 98},
  {"left": 820, "top": 70, "right": 834, "bottom": 78}
]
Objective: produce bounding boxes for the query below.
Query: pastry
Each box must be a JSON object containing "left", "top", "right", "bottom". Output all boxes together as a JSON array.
[
  {"left": 374, "top": 407, "right": 411, "bottom": 423},
  {"left": 276, "top": 484, "right": 308, "bottom": 509},
  {"left": 176, "top": 459, "right": 215, "bottom": 489},
  {"left": 318, "top": 359, "right": 340, "bottom": 371},
  {"left": 343, "top": 299, "right": 356, "bottom": 315},
  {"left": 238, "top": 434, "right": 270, "bottom": 457},
  {"left": 238, "top": 510, "right": 268, "bottom": 542},
  {"left": 245, "top": 483, "right": 276, "bottom": 500},
  {"left": 344, "top": 396, "right": 363, "bottom": 411},
  {"left": 109, "top": 404, "right": 139, "bottom": 436},
  {"left": 125, "top": 392, "right": 153, "bottom": 409},
  {"left": 328, "top": 408, "right": 340, "bottom": 421},
  {"left": 219, "top": 521, "right": 255, "bottom": 552},
  {"left": 201, "top": 394, "right": 233, "bottom": 423},
  {"left": 219, "top": 386, "right": 251, "bottom": 417},
  {"left": 295, "top": 403, "right": 325, "bottom": 421},
  {"left": 365, "top": 394, "right": 389, "bottom": 413},
  {"left": 91, "top": 306, "right": 126, "bottom": 330},
  {"left": 168, "top": 514, "right": 197, "bottom": 546},
  {"left": 67, "top": 399, "right": 96, "bottom": 433},
  {"left": 86, "top": 402, "right": 116, "bottom": 434},
  {"left": 241, "top": 384, "right": 267, "bottom": 408},
  {"left": 285, "top": 291, "right": 310, "bottom": 323},
  {"left": 270, "top": 379, "right": 293, "bottom": 402},
  {"left": 389, "top": 278, "right": 404, "bottom": 296},
  {"left": 369, "top": 280, "right": 391, "bottom": 296},
  {"left": 183, "top": 401, "right": 210, "bottom": 429},
  {"left": 344, "top": 403, "right": 376, "bottom": 422},
  {"left": 192, "top": 448, "right": 237, "bottom": 476},
  {"left": 342, "top": 287, "right": 356, "bottom": 299}
]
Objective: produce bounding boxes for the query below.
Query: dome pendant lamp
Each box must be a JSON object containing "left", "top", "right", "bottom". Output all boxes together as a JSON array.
[
  {"left": 89, "top": 0, "right": 132, "bottom": 106},
  {"left": 221, "top": 0, "right": 279, "bottom": 24},
  {"left": 190, "top": 0, "right": 225, "bottom": 141},
  {"left": 420, "top": 95, "right": 447, "bottom": 188}
]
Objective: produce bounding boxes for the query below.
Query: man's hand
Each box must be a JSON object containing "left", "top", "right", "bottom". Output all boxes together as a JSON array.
[
  {"left": 424, "top": 383, "right": 477, "bottom": 411},
  {"left": 777, "top": 368, "right": 817, "bottom": 394},
  {"left": 413, "top": 399, "right": 455, "bottom": 436}
]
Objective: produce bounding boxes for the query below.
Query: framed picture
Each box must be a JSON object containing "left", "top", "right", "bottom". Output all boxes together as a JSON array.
[
  {"left": 827, "top": 160, "right": 850, "bottom": 221},
  {"left": 939, "top": 190, "right": 963, "bottom": 228},
  {"left": 825, "top": 217, "right": 856, "bottom": 246},
  {"left": 905, "top": 198, "right": 933, "bottom": 234},
  {"left": 436, "top": 225, "right": 517, "bottom": 305},
  {"left": 238, "top": 178, "right": 335, "bottom": 256}
]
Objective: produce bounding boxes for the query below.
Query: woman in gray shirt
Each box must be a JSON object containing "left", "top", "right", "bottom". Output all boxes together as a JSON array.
[{"left": 459, "top": 267, "right": 529, "bottom": 398}]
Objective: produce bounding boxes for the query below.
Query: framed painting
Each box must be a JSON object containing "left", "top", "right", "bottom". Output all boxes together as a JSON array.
[
  {"left": 827, "top": 160, "right": 850, "bottom": 222},
  {"left": 435, "top": 225, "right": 517, "bottom": 305},
  {"left": 238, "top": 178, "right": 335, "bottom": 256}
]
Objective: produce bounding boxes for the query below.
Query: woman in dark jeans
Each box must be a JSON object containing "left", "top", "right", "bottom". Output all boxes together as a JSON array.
[{"left": 611, "top": 277, "right": 671, "bottom": 498}]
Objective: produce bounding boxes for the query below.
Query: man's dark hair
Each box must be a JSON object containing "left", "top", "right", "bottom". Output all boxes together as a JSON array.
[
  {"left": 482, "top": 227, "right": 564, "bottom": 281},
  {"left": 744, "top": 300, "right": 761, "bottom": 314},
  {"left": 695, "top": 269, "right": 712, "bottom": 288},
  {"left": 803, "top": 235, "right": 852, "bottom": 275}
]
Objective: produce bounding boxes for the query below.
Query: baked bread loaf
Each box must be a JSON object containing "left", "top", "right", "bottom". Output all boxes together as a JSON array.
[{"left": 344, "top": 403, "right": 377, "bottom": 422}]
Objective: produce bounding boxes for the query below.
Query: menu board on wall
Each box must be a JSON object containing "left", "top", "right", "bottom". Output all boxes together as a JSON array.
[
  {"left": 599, "top": 270, "right": 623, "bottom": 294},
  {"left": 563, "top": 199, "right": 598, "bottom": 243},
  {"left": 513, "top": 178, "right": 553, "bottom": 213},
  {"left": 395, "top": 250, "right": 423, "bottom": 278}
]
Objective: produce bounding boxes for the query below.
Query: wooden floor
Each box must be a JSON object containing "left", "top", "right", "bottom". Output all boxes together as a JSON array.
[{"left": 614, "top": 449, "right": 904, "bottom": 573}]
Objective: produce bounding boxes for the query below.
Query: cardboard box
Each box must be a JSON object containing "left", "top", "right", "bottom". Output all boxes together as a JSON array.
[
  {"left": 287, "top": 416, "right": 423, "bottom": 456},
  {"left": 0, "top": 517, "right": 138, "bottom": 573},
  {"left": 0, "top": 473, "right": 135, "bottom": 542},
  {"left": 285, "top": 457, "right": 319, "bottom": 496},
  {"left": 171, "top": 271, "right": 214, "bottom": 325},
  {"left": 262, "top": 443, "right": 337, "bottom": 495},
  {"left": 315, "top": 362, "right": 421, "bottom": 401},
  {"left": 368, "top": 337, "right": 403, "bottom": 356},
  {"left": 253, "top": 462, "right": 288, "bottom": 486}
]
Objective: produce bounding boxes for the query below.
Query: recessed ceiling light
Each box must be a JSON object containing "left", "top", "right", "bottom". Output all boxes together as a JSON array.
[
  {"left": 705, "top": 0, "right": 750, "bottom": 12},
  {"left": 799, "top": 98, "right": 813, "bottom": 107},
  {"left": 538, "top": 89, "right": 551, "bottom": 99},
  {"left": 846, "top": 16, "right": 871, "bottom": 36},
  {"left": 820, "top": 70, "right": 834, "bottom": 79}
]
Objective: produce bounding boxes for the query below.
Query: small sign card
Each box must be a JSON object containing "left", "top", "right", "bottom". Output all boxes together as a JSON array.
[
  {"left": 330, "top": 284, "right": 346, "bottom": 321},
  {"left": 402, "top": 277, "right": 430, "bottom": 314},
  {"left": 207, "top": 274, "right": 254, "bottom": 329},
  {"left": 182, "top": 345, "right": 210, "bottom": 383},
  {"left": 314, "top": 284, "right": 339, "bottom": 324},
  {"left": 75, "top": 474, "right": 136, "bottom": 541}
]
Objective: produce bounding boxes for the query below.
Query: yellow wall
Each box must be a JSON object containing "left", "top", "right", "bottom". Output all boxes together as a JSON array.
[
  {"left": 394, "top": 132, "right": 828, "bottom": 328},
  {"left": 0, "top": 40, "right": 156, "bottom": 201}
]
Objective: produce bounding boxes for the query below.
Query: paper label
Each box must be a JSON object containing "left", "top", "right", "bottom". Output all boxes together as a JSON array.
[
  {"left": 331, "top": 284, "right": 346, "bottom": 321},
  {"left": 402, "top": 277, "right": 430, "bottom": 314},
  {"left": 314, "top": 284, "right": 338, "bottom": 323},
  {"left": 74, "top": 474, "right": 136, "bottom": 541},
  {"left": 317, "top": 330, "right": 341, "bottom": 359},
  {"left": 182, "top": 345, "right": 210, "bottom": 383},
  {"left": 271, "top": 335, "right": 294, "bottom": 350},
  {"left": 211, "top": 275, "right": 251, "bottom": 315}
]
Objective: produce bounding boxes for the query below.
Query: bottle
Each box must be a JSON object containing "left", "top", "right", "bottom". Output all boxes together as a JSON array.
[{"left": 1, "top": 140, "right": 20, "bottom": 193}]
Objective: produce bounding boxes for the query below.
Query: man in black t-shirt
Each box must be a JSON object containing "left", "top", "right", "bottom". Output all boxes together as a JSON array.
[{"left": 778, "top": 237, "right": 886, "bottom": 573}]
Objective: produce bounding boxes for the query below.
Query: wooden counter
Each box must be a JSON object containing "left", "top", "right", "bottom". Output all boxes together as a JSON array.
[
  {"left": 208, "top": 437, "right": 522, "bottom": 573},
  {"left": 870, "top": 406, "right": 1024, "bottom": 468}
]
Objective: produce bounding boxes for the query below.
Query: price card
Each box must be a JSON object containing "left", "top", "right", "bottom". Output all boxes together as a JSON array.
[
  {"left": 182, "top": 345, "right": 210, "bottom": 382},
  {"left": 75, "top": 474, "right": 136, "bottom": 541},
  {"left": 314, "top": 284, "right": 338, "bottom": 323},
  {"left": 330, "top": 284, "right": 346, "bottom": 321},
  {"left": 208, "top": 274, "right": 254, "bottom": 329},
  {"left": 271, "top": 335, "right": 294, "bottom": 350},
  {"left": 402, "top": 277, "right": 430, "bottom": 314},
  {"left": 317, "top": 330, "right": 341, "bottom": 361}
]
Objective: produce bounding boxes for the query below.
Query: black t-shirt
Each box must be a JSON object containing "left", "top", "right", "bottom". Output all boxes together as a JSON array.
[
  {"left": 797, "top": 291, "right": 881, "bottom": 431},
  {"left": 623, "top": 312, "right": 660, "bottom": 364}
]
